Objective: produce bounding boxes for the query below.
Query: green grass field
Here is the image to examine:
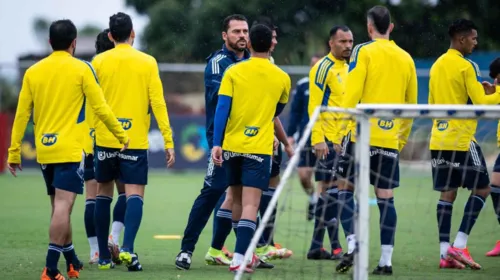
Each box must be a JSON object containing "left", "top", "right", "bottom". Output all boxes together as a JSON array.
[{"left": 1, "top": 168, "right": 499, "bottom": 280}]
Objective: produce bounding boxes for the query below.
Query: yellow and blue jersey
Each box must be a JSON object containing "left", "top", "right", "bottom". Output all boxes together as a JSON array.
[
  {"left": 8, "top": 51, "right": 128, "bottom": 164},
  {"left": 92, "top": 44, "right": 174, "bottom": 150},
  {"left": 338, "top": 38, "right": 418, "bottom": 151},
  {"left": 429, "top": 49, "right": 500, "bottom": 151},
  {"left": 308, "top": 53, "right": 348, "bottom": 146},
  {"left": 213, "top": 57, "right": 291, "bottom": 155}
]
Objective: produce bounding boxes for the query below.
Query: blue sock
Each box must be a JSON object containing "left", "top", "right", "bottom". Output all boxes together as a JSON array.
[
  {"left": 122, "top": 195, "right": 144, "bottom": 252},
  {"left": 458, "top": 195, "right": 486, "bottom": 235},
  {"left": 62, "top": 243, "right": 78, "bottom": 266},
  {"left": 491, "top": 185, "right": 500, "bottom": 224},
  {"left": 260, "top": 188, "right": 276, "bottom": 247},
  {"left": 95, "top": 195, "right": 112, "bottom": 260},
  {"left": 84, "top": 199, "right": 96, "bottom": 238},
  {"left": 235, "top": 219, "right": 256, "bottom": 255},
  {"left": 326, "top": 191, "right": 341, "bottom": 250},
  {"left": 232, "top": 220, "right": 239, "bottom": 236},
  {"left": 437, "top": 200, "right": 453, "bottom": 244},
  {"left": 46, "top": 243, "right": 63, "bottom": 271},
  {"left": 338, "top": 190, "right": 355, "bottom": 237},
  {"left": 310, "top": 196, "right": 325, "bottom": 251},
  {"left": 377, "top": 197, "right": 397, "bottom": 246},
  {"left": 113, "top": 192, "right": 126, "bottom": 223},
  {"left": 211, "top": 209, "right": 233, "bottom": 250},
  {"left": 212, "top": 192, "right": 225, "bottom": 234}
]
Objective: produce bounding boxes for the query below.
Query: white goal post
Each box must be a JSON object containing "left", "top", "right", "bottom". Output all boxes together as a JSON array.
[{"left": 235, "top": 104, "right": 500, "bottom": 280}]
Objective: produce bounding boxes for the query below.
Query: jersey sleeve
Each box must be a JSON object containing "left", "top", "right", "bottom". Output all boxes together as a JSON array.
[
  {"left": 399, "top": 60, "right": 418, "bottom": 151},
  {"left": 148, "top": 58, "right": 174, "bottom": 149},
  {"left": 308, "top": 62, "right": 332, "bottom": 146},
  {"left": 206, "top": 57, "right": 225, "bottom": 104},
  {"left": 465, "top": 61, "right": 500, "bottom": 105},
  {"left": 286, "top": 84, "right": 304, "bottom": 136},
  {"left": 7, "top": 71, "right": 34, "bottom": 164},
  {"left": 85, "top": 62, "right": 129, "bottom": 145},
  {"left": 280, "top": 74, "right": 291, "bottom": 104},
  {"left": 218, "top": 67, "right": 234, "bottom": 97}
]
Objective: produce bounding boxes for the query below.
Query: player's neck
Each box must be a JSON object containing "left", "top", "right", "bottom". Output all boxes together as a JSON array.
[
  {"left": 330, "top": 52, "right": 345, "bottom": 62},
  {"left": 371, "top": 32, "right": 390, "bottom": 41},
  {"left": 449, "top": 44, "right": 465, "bottom": 56},
  {"left": 250, "top": 51, "right": 269, "bottom": 59},
  {"left": 225, "top": 44, "right": 245, "bottom": 59}
]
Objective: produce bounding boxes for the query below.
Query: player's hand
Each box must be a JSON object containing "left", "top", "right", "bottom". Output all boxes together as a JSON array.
[
  {"left": 273, "top": 136, "right": 279, "bottom": 151},
  {"left": 333, "top": 143, "right": 343, "bottom": 154},
  {"left": 8, "top": 163, "right": 22, "bottom": 177},
  {"left": 482, "top": 81, "right": 497, "bottom": 95},
  {"left": 120, "top": 139, "right": 130, "bottom": 152},
  {"left": 284, "top": 143, "right": 294, "bottom": 158},
  {"left": 212, "top": 146, "right": 223, "bottom": 167},
  {"left": 314, "top": 142, "right": 329, "bottom": 160},
  {"left": 165, "top": 148, "right": 175, "bottom": 168},
  {"left": 287, "top": 137, "right": 295, "bottom": 147}
]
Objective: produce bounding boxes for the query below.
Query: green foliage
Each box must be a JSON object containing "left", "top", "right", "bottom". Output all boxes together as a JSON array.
[
  {"left": 126, "top": 0, "right": 500, "bottom": 64},
  {"left": 0, "top": 77, "right": 18, "bottom": 113}
]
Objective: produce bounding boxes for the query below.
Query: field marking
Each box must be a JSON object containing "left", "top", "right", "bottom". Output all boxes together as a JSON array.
[{"left": 154, "top": 235, "right": 182, "bottom": 240}]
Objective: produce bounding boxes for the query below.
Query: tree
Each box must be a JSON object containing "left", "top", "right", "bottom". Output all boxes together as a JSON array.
[{"left": 33, "top": 17, "right": 51, "bottom": 52}]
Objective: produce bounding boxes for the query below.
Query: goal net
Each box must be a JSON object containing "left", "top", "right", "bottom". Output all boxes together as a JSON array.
[{"left": 235, "top": 104, "right": 500, "bottom": 280}]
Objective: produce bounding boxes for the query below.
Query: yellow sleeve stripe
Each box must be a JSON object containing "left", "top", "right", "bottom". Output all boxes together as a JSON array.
[{"left": 314, "top": 58, "right": 334, "bottom": 90}]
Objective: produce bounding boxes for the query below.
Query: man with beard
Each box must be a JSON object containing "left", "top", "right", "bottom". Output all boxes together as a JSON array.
[{"left": 175, "top": 14, "right": 251, "bottom": 270}]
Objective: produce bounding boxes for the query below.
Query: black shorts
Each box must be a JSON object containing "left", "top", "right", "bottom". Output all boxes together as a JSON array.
[
  {"left": 84, "top": 154, "right": 95, "bottom": 181},
  {"left": 41, "top": 154, "right": 85, "bottom": 195},
  {"left": 94, "top": 146, "right": 149, "bottom": 185},
  {"left": 337, "top": 134, "right": 400, "bottom": 189},
  {"left": 223, "top": 151, "right": 272, "bottom": 191},
  {"left": 298, "top": 146, "right": 316, "bottom": 168},
  {"left": 493, "top": 153, "right": 500, "bottom": 173},
  {"left": 314, "top": 141, "right": 338, "bottom": 183},
  {"left": 270, "top": 145, "right": 282, "bottom": 178},
  {"left": 431, "top": 141, "right": 490, "bottom": 191}
]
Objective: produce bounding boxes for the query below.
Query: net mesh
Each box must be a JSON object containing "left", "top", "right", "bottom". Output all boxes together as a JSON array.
[{"left": 238, "top": 107, "right": 500, "bottom": 280}]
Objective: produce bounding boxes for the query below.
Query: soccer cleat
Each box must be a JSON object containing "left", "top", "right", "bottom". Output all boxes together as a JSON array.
[
  {"left": 256, "top": 258, "right": 274, "bottom": 269},
  {"left": 229, "top": 254, "right": 260, "bottom": 274},
  {"left": 439, "top": 257, "right": 465, "bottom": 269},
  {"left": 89, "top": 251, "right": 99, "bottom": 265},
  {"left": 307, "top": 202, "right": 315, "bottom": 221},
  {"left": 119, "top": 250, "right": 143, "bottom": 271},
  {"left": 175, "top": 251, "right": 192, "bottom": 270},
  {"left": 205, "top": 247, "right": 232, "bottom": 266},
  {"left": 307, "top": 248, "right": 332, "bottom": 260},
  {"left": 222, "top": 246, "right": 233, "bottom": 259},
  {"left": 67, "top": 261, "right": 83, "bottom": 279},
  {"left": 274, "top": 243, "right": 282, "bottom": 249},
  {"left": 331, "top": 248, "right": 344, "bottom": 260},
  {"left": 447, "top": 247, "right": 481, "bottom": 270},
  {"left": 256, "top": 244, "right": 292, "bottom": 261},
  {"left": 97, "top": 259, "right": 115, "bottom": 270},
  {"left": 41, "top": 268, "right": 66, "bottom": 280},
  {"left": 336, "top": 252, "right": 354, "bottom": 273},
  {"left": 108, "top": 235, "right": 122, "bottom": 265},
  {"left": 372, "top": 265, "right": 393, "bottom": 275},
  {"left": 486, "top": 240, "right": 500, "bottom": 256}
]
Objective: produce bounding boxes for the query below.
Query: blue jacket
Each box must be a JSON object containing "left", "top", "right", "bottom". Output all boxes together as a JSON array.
[
  {"left": 286, "top": 77, "right": 311, "bottom": 145},
  {"left": 204, "top": 45, "right": 250, "bottom": 149}
]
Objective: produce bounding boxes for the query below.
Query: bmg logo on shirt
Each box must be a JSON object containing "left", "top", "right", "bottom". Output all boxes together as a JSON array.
[
  {"left": 41, "top": 133, "right": 58, "bottom": 146},
  {"left": 436, "top": 120, "right": 449, "bottom": 131},
  {"left": 244, "top": 126, "right": 259, "bottom": 137},
  {"left": 118, "top": 118, "right": 133, "bottom": 130},
  {"left": 377, "top": 119, "right": 394, "bottom": 130}
]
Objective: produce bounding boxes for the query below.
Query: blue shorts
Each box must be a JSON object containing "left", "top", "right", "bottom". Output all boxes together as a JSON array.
[
  {"left": 41, "top": 160, "right": 85, "bottom": 196},
  {"left": 223, "top": 151, "right": 272, "bottom": 191},
  {"left": 298, "top": 146, "right": 316, "bottom": 168},
  {"left": 84, "top": 154, "right": 95, "bottom": 181},
  {"left": 204, "top": 153, "right": 228, "bottom": 191},
  {"left": 338, "top": 135, "right": 400, "bottom": 189},
  {"left": 431, "top": 141, "right": 490, "bottom": 191},
  {"left": 493, "top": 153, "right": 500, "bottom": 173},
  {"left": 270, "top": 146, "right": 282, "bottom": 178},
  {"left": 315, "top": 142, "right": 338, "bottom": 183},
  {"left": 94, "top": 146, "right": 148, "bottom": 185}
]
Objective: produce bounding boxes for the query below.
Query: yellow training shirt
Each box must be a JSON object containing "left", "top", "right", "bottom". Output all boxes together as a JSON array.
[
  {"left": 338, "top": 38, "right": 418, "bottom": 151},
  {"left": 429, "top": 49, "right": 500, "bottom": 151},
  {"left": 219, "top": 57, "right": 290, "bottom": 155},
  {"left": 92, "top": 44, "right": 174, "bottom": 150},
  {"left": 84, "top": 98, "right": 95, "bottom": 155},
  {"left": 308, "top": 53, "right": 348, "bottom": 146},
  {"left": 8, "top": 51, "right": 128, "bottom": 164}
]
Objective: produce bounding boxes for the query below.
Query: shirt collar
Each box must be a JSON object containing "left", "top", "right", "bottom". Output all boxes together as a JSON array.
[
  {"left": 50, "top": 51, "right": 72, "bottom": 57},
  {"left": 447, "top": 48, "right": 463, "bottom": 57},
  {"left": 327, "top": 52, "right": 347, "bottom": 65},
  {"left": 222, "top": 44, "right": 250, "bottom": 61}
]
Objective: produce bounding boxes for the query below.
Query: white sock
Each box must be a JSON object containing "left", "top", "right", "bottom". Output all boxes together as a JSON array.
[
  {"left": 379, "top": 245, "right": 393, "bottom": 267},
  {"left": 232, "top": 253, "right": 244, "bottom": 266},
  {"left": 346, "top": 234, "right": 356, "bottom": 254},
  {"left": 453, "top": 231, "right": 468, "bottom": 249},
  {"left": 440, "top": 242, "right": 450, "bottom": 259},
  {"left": 88, "top": 237, "right": 99, "bottom": 255},
  {"left": 309, "top": 192, "right": 319, "bottom": 204},
  {"left": 111, "top": 221, "right": 124, "bottom": 244}
]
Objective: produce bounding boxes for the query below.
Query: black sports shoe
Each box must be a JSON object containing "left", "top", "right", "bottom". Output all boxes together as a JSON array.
[
  {"left": 126, "top": 253, "right": 143, "bottom": 272},
  {"left": 372, "top": 265, "right": 393, "bottom": 275},
  {"left": 307, "top": 248, "right": 332, "bottom": 260},
  {"left": 336, "top": 252, "right": 354, "bottom": 273},
  {"left": 175, "top": 251, "right": 192, "bottom": 270},
  {"left": 257, "top": 258, "right": 275, "bottom": 269}
]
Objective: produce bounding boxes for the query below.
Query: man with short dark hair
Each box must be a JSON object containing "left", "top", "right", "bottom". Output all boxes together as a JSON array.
[
  {"left": 175, "top": 14, "right": 250, "bottom": 270},
  {"left": 334, "top": 5, "right": 418, "bottom": 275},
  {"left": 212, "top": 23, "right": 291, "bottom": 273},
  {"left": 7, "top": 19, "right": 129, "bottom": 280},
  {"left": 92, "top": 12, "right": 175, "bottom": 271},
  {"left": 428, "top": 18, "right": 500, "bottom": 270}
]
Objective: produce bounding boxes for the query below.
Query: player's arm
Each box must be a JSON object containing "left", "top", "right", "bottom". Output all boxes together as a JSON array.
[
  {"left": 465, "top": 62, "right": 500, "bottom": 104},
  {"left": 399, "top": 61, "right": 418, "bottom": 152},
  {"left": 212, "top": 69, "right": 234, "bottom": 165},
  {"left": 7, "top": 72, "right": 33, "bottom": 171},
  {"left": 85, "top": 62, "right": 129, "bottom": 146}
]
